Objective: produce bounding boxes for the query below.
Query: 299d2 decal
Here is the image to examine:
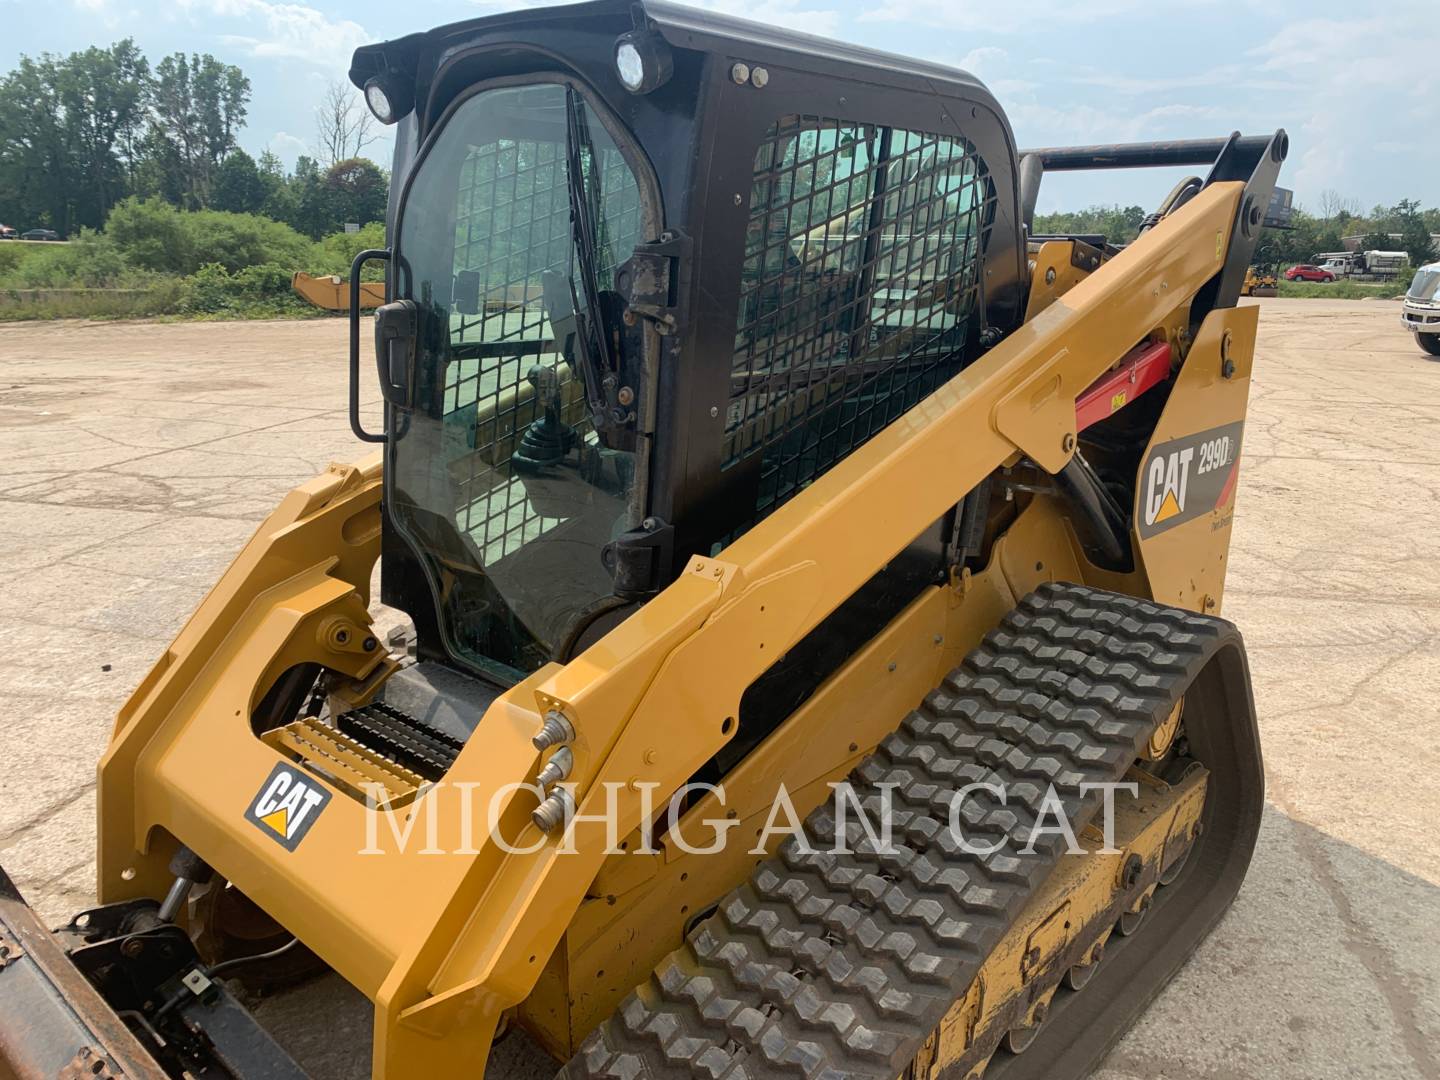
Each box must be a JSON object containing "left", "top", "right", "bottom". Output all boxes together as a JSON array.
[{"left": 1136, "top": 421, "right": 1244, "bottom": 539}]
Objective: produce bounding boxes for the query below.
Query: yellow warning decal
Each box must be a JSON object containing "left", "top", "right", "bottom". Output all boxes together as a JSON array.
[
  {"left": 1155, "top": 488, "right": 1182, "bottom": 522},
  {"left": 1110, "top": 391, "right": 1127, "bottom": 413}
]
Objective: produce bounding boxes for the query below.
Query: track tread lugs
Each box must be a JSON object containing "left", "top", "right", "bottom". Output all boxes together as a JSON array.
[{"left": 557, "top": 583, "right": 1230, "bottom": 1080}]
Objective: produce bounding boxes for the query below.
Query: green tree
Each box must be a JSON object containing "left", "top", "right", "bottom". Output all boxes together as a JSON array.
[
  {"left": 1361, "top": 229, "right": 1395, "bottom": 253},
  {"left": 0, "top": 55, "right": 69, "bottom": 230},
  {"left": 323, "top": 157, "right": 388, "bottom": 229},
  {"left": 283, "top": 155, "right": 332, "bottom": 238},
  {"left": 1313, "top": 228, "right": 1344, "bottom": 256},
  {"left": 1032, "top": 204, "right": 1146, "bottom": 245},
  {"left": 57, "top": 42, "right": 150, "bottom": 228},
  {"left": 253, "top": 149, "right": 295, "bottom": 222},
  {"left": 1392, "top": 198, "right": 1437, "bottom": 268},
  {"left": 212, "top": 149, "right": 268, "bottom": 214},
  {"left": 147, "top": 52, "right": 250, "bottom": 208},
  {"left": 0, "top": 41, "right": 150, "bottom": 233}
]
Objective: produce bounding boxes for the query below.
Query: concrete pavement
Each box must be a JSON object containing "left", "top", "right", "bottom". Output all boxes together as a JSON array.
[{"left": 0, "top": 300, "right": 1435, "bottom": 1079}]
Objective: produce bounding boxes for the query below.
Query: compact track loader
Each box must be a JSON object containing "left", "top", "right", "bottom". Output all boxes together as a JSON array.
[{"left": 0, "top": 3, "right": 1283, "bottom": 1078}]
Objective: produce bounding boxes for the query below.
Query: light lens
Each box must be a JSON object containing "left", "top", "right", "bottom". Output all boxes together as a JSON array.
[
  {"left": 365, "top": 79, "right": 395, "bottom": 124},
  {"left": 616, "top": 42, "right": 645, "bottom": 91}
]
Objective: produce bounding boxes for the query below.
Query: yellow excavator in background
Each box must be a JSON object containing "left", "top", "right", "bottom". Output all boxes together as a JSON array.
[
  {"left": 0, "top": 3, "right": 1282, "bottom": 1079},
  {"left": 291, "top": 270, "right": 386, "bottom": 311}
]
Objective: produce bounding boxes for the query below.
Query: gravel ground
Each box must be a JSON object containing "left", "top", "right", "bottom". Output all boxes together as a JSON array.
[{"left": 0, "top": 299, "right": 1435, "bottom": 1079}]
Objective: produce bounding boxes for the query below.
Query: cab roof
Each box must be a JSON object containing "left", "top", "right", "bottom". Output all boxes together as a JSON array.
[{"left": 349, "top": 0, "right": 995, "bottom": 106}]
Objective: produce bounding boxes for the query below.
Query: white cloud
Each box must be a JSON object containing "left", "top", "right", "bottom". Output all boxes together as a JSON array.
[
  {"left": 858, "top": 0, "right": 1162, "bottom": 34},
  {"left": 267, "top": 130, "right": 309, "bottom": 165},
  {"left": 1007, "top": 101, "right": 1219, "bottom": 148},
  {"left": 465, "top": 0, "right": 841, "bottom": 36},
  {"left": 1243, "top": 10, "right": 1440, "bottom": 206},
  {"left": 956, "top": 46, "right": 1006, "bottom": 74},
  {"left": 673, "top": 0, "right": 843, "bottom": 37},
  {"left": 179, "top": 0, "right": 372, "bottom": 71},
  {"left": 941, "top": 46, "right": 1034, "bottom": 97}
]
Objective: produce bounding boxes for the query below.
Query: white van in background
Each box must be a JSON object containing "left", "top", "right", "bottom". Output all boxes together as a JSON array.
[{"left": 1401, "top": 262, "right": 1440, "bottom": 356}]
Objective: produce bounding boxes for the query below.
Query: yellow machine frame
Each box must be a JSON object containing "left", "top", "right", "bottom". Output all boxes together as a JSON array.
[{"left": 96, "top": 182, "right": 1255, "bottom": 1078}]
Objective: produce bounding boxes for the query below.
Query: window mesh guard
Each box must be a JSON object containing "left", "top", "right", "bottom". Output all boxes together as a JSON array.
[
  {"left": 442, "top": 120, "right": 641, "bottom": 564},
  {"left": 727, "top": 116, "right": 994, "bottom": 523}
]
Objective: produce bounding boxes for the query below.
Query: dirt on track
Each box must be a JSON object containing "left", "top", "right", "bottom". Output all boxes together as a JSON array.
[{"left": 0, "top": 300, "right": 1436, "bottom": 1079}]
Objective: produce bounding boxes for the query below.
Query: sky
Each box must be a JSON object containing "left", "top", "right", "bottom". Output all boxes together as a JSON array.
[{"left": 4, "top": 0, "right": 1437, "bottom": 214}]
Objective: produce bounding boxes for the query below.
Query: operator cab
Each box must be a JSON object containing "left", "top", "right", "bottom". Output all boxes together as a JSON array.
[{"left": 349, "top": 0, "right": 1024, "bottom": 692}]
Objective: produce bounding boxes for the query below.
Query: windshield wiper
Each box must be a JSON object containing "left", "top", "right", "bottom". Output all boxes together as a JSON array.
[{"left": 563, "top": 87, "right": 625, "bottom": 439}]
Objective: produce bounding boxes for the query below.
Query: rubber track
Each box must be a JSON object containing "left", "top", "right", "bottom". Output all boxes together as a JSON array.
[
  {"left": 559, "top": 582, "right": 1231, "bottom": 1080},
  {"left": 336, "top": 700, "right": 465, "bottom": 781}
]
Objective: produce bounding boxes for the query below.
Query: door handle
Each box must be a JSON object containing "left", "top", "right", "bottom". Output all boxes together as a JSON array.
[{"left": 349, "top": 248, "right": 391, "bottom": 444}]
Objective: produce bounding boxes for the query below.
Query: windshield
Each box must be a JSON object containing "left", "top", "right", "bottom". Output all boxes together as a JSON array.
[
  {"left": 1409, "top": 269, "right": 1440, "bottom": 301},
  {"left": 391, "top": 81, "right": 647, "bottom": 679}
]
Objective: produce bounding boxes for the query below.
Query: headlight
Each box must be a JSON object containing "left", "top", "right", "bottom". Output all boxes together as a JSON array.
[
  {"left": 363, "top": 73, "right": 414, "bottom": 125},
  {"left": 616, "top": 42, "right": 646, "bottom": 92},
  {"left": 613, "top": 31, "right": 673, "bottom": 95}
]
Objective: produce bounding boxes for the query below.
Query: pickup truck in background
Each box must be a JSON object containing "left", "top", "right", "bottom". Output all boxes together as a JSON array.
[{"left": 1402, "top": 262, "right": 1440, "bottom": 356}]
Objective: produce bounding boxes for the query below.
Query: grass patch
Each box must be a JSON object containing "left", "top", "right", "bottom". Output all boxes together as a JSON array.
[
  {"left": 0, "top": 210, "right": 386, "bottom": 322},
  {"left": 0, "top": 273, "right": 331, "bottom": 322},
  {"left": 0, "top": 241, "right": 59, "bottom": 278},
  {"left": 0, "top": 283, "right": 183, "bottom": 321},
  {"left": 1276, "top": 279, "right": 1406, "bottom": 300}
]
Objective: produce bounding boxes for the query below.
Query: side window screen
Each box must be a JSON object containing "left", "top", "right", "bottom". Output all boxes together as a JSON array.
[{"left": 728, "top": 115, "right": 994, "bottom": 522}]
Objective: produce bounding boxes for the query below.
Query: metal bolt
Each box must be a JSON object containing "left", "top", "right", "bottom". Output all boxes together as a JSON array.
[
  {"left": 120, "top": 938, "right": 144, "bottom": 959},
  {"left": 533, "top": 787, "right": 575, "bottom": 833},
  {"left": 730, "top": 62, "right": 750, "bottom": 85},
  {"left": 1044, "top": 267, "right": 1056, "bottom": 285},
  {"left": 362, "top": 636, "right": 377, "bottom": 652},
  {"left": 532, "top": 710, "right": 575, "bottom": 751},
  {"left": 617, "top": 386, "right": 635, "bottom": 406},
  {"left": 1033, "top": 1001, "right": 1048, "bottom": 1024},
  {"left": 750, "top": 67, "right": 769, "bottom": 88},
  {"left": 733, "top": 193, "right": 742, "bottom": 205},
  {"left": 1062, "top": 432, "right": 1077, "bottom": 453},
  {"left": 709, "top": 405, "right": 720, "bottom": 418},
  {"left": 1091, "top": 941, "right": 1105, "bottom": 964},
  {"left": 887, "top": 661, "right": 897, "bottom": 672},
  {"left": 537, "top": 745, "right": 575, "bottom": 789}
]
